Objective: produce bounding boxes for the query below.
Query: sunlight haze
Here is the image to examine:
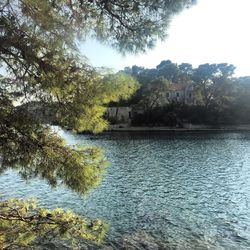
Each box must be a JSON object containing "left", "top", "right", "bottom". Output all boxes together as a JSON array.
[{"left": 80, "top": 0, "right": 250, "bottom": 76}]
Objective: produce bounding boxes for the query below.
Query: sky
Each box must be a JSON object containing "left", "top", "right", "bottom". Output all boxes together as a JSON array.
[{"left": 79, "top": 0, "right": 250, "bottom": 77}]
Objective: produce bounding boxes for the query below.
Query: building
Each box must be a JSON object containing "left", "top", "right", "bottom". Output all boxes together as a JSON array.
[
  {"left": 105, "top": 107, "right": 132, "bottom": 124},
  {"left": 165, "top": 82, "right": 194, "bottom": 105},
  {"left": 105, "top": 82, "right": 195, "bottom": 125}
]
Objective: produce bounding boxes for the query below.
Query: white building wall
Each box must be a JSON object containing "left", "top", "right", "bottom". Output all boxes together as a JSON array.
[{"left": 106, "top": 107, "right": 132, "bottom": 123}]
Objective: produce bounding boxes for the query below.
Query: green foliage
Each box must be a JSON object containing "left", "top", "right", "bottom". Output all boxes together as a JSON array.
[
  {"left": 1, "top": 0, "right": 196, "bottom": 57},
  {"left": 125, "top": 60, "right": 250, "bottom": 126},
  {"left": 192, "top": 63, "right": 236, "bottom": 108},
  {"left": 50, "top": 71, "right": 139, "bottom": 133},
  {"left": 124, "top": 59, "right": 194, "bottom": 84},
  {"left": 0, "top": 0, "right": 196, "bottom": 247},
  {"left": 0, "top": 98, "right": 108, "bottom": 194},
  {"left": 0, "top": 199, "right": 107, "bottom": 249},
  {"left": 122, "top": 60, "right": 195, "bottom": 107},
  {"left": 0, "top": 0, "right": 144, "bottom": 192},
  {"left": 139, "top": 76, "right": 170, "bottom": 109},
  {"left": 156, "top": 60, "right": 180, "bottom": 81}
]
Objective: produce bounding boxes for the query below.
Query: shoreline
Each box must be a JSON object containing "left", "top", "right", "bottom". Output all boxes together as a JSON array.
[{"left": 104, "top": 125, "right": 250, "bottom": 132}]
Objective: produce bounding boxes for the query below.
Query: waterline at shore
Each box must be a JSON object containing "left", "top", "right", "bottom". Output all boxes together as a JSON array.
[{"left": 105, "top": 124, "right": 250, "bottom": 132}]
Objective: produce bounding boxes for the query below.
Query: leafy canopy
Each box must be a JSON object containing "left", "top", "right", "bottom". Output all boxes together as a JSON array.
[
  {"left": 0, "top": 0, "right": 196, "bottom": 247},
  {"left": 0, "top": 199, "right": 107, "bottom": 249},
  {"left": 123, "top": 59, "right": 250, "bottom": 126}
]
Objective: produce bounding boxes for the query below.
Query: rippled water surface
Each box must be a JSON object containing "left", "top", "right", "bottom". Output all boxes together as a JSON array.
[{"left": 1, "top": 131, "right": 250, "bottom": 249}]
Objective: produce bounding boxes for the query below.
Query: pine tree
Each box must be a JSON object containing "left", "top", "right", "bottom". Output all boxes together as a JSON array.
[{"left": 0, "top": 0, "right": 195, "bottom": 248}]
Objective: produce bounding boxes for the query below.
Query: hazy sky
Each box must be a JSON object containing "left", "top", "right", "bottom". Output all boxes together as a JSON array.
[{"left": 80, "top": 0, "right": 250, "bottom": 76}]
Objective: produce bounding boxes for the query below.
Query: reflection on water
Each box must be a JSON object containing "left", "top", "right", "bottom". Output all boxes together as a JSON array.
[{"left": 1, "top": 130, "right": 250, "bottom": 249}]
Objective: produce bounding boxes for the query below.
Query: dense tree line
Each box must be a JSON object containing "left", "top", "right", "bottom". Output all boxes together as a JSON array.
[{"left": 122, "top": 61, "right": 250, "bottom": 126}]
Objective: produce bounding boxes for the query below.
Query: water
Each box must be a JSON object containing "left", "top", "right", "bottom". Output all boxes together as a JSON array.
[{"left": 1, "top": 130, "right": 250, "bottom": 249}]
